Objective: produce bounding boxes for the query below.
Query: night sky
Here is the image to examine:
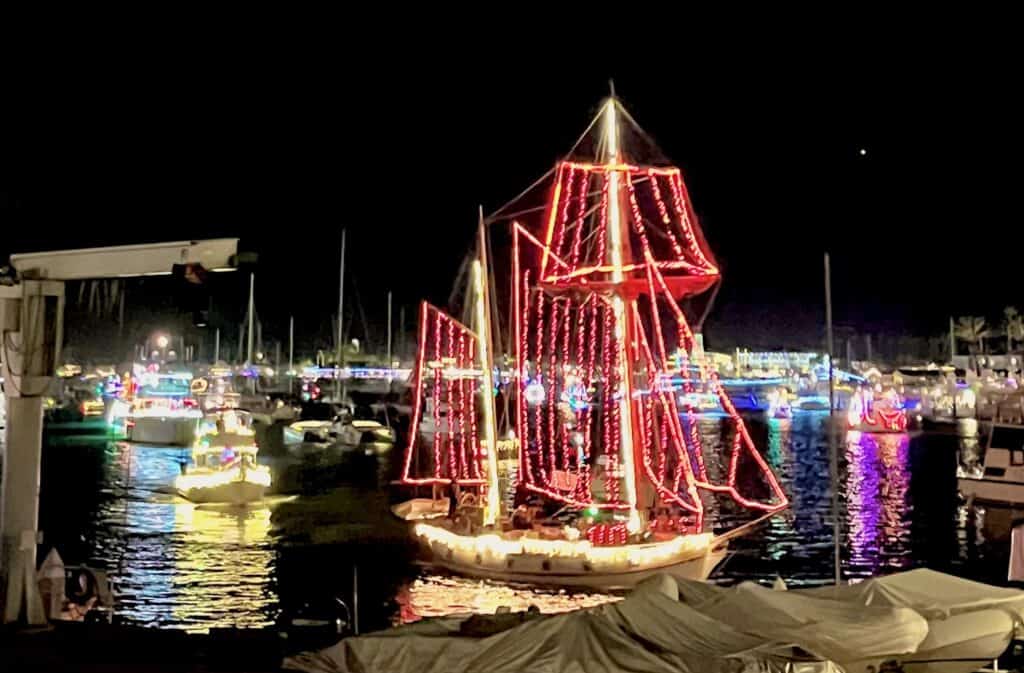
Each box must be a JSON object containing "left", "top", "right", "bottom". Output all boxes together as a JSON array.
[{"left": 3, "top": 31, "right": 1020, "bottom": 355}]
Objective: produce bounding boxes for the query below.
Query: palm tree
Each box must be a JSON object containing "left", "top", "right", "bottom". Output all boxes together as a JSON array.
[
  {"left": 954, "top": 316, "right": 990, "bottom": 355},
  {"left": 1004, "top": 307, "right": 1024, "bottom": 354}
]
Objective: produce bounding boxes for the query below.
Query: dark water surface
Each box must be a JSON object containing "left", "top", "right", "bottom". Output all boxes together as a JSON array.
[{"left": 25, "top": 414, "right": 1009, "bottom": 633}]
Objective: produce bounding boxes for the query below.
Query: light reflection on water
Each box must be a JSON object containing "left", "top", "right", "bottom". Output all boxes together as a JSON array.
[
  {"left": 30, "top": 413, "right": 1005, "bottom": 632},
  {"left": 401, "top": 576, "right": 619, "bottom": 623}
]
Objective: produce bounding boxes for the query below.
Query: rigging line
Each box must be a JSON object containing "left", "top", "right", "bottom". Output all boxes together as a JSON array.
[
  {"left": 486, "top": 167, "right": 554, "bottom": 222},
  {"left": 490, "top": 185, "right": 609, "bottom": 224},
  {"left": 485, "top": 105, "right": 605, "bottom": 223},
  {"left": 614, "top": 101, "right": 671, "bottom": 165}
]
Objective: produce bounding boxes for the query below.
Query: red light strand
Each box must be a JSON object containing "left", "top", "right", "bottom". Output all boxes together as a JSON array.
[
  {"left": 533, "top": 289, "right": 547, "bottom": 485},
  {"left": 445, "top": 319, "right": 457, "bottom": 480},
  {"left": 400, "top": 301, "right": 430, "bottom": 483},
  {"left": 432, "top": 315, "right": 443, "bottom": 479},
  {"left": 569, "top": 170, "right": 589, "bottom": 268},
  {"left": 519, "top": 272, "right": 534, "bottom": 486},
  {"left": 552, "top": 167, "right": 575, "bottom": 264},
  {"left": 647, "top": 258, "right": 788, "bottom": 511},
  {"left": 547, "top": 298, "right": 560, "bottom": 481},
  {"left": 666, "top": 172, "right": 716, "bottom": 271},
  {"left": 647, "top": 171, "right": 686, "bottom": 259}
]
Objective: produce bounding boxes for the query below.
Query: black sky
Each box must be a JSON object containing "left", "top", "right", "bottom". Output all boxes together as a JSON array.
[{"left": 3, "top": 25, "right": 1021, "bottom": 352}]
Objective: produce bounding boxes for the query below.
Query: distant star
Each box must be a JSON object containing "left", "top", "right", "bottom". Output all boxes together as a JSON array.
[{"left": 858, "top": 148, "right": 868, "bottom": 156}]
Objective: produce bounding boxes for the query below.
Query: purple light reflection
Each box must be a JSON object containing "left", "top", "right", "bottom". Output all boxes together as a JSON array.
[{"left": 844, "top": 431, "right": 912, "bottom": 579}]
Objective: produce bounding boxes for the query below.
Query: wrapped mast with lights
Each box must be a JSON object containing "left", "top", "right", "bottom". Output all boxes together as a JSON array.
[{"left": 394, "top": 94, "right": 789, "bottom": 588}]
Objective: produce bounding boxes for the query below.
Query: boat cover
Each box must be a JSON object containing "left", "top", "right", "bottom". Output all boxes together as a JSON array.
[{"left": 284, "top": 569, "right": 1022, "bottom": 673}]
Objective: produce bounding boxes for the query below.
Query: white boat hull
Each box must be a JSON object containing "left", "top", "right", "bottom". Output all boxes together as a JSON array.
[
  {"left": 178, "top": 479, "right": 266, "bottom": 505},
  {"left": 128, "top": 416, "right": 198, "bottom": 446},
  {"left": 958, "top": 476, "right": 1024, "bottom": 505},
  {"left": 414, "top": 524, "right": 727, "bottom": 590},
  {"left": 426, "top": 547, "right": 727, "bottom": 589}
]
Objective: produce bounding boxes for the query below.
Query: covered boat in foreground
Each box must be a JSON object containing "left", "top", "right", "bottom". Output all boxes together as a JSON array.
[{"left": 286, "top": 569, "right": 1024, "bottom": 673}]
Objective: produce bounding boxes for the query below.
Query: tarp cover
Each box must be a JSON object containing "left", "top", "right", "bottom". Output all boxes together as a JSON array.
[{"left": 284, "top": 569, "right": 1021, "bottom": 673}]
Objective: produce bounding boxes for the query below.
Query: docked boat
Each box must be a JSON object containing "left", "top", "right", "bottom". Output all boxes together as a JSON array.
[
  {"left": 288, "top": 402, "right": 395, "bottom": 451},
  {"left": 174, "top": 409, "right": 271, "bottom": 504},
  {"left": 392, "top": 95, "right": 788, "bottom": 589},
  {"left": 958, "top": 421, "right": 1024, "bottom": 504}
]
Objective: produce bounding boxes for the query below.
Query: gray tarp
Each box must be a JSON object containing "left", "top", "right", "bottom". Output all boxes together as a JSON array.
[{"left": 285, "top": 569, "right": 1020, "bottom": 673}]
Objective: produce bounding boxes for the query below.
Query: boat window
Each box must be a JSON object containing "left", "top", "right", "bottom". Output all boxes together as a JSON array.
[
  {"left": 985, "top": 466, "right": 1007, "bottom": 478},
  {"left": 991, "top": 426, "right": 1024, "bottom": 451},
  {"left": 1014, "top": 450, "right": 1024, "bottom": 467}
]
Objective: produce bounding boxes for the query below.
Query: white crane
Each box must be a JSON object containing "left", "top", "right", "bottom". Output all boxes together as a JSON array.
[{"left": 0, "top": 238, "right": 238, "bottom": 624}]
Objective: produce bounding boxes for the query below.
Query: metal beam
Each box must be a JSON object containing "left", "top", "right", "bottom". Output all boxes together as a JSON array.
[{"left": 10, "top": 238, "right": 239, "bottom": 280}]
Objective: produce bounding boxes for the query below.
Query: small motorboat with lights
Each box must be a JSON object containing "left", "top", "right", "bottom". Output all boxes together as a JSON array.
[
  {"left": 392, "top": 96, "right": 787, "bottom": 589},
  {"left": 174, "top": 409, "right": 271, "bottom": 504},
  {"left": 846, "top": 387, "right": 907, "bottom": 433}
]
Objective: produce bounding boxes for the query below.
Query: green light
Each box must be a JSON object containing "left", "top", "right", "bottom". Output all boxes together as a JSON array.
[{"left": 585, "top": 506, "right": 598, "bottom": 517}]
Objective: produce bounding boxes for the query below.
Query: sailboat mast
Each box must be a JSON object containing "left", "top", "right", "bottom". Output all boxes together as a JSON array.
[
  {"left": 604, "top": 96, "right": 642, "bottom": 533},
  {"left": 476, "top": 211, "right": 500, "bottom": 527},
  {"left": 246, "top": 273, "right": 255, "bottom": 364},
  {"left": 335, "top": 229, "right": 346, "bottom": 402}
]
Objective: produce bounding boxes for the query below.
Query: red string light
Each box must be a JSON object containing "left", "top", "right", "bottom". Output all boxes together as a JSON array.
[
  {"left": 539, "top": 164, "right": 566, "bottom": 279},
  {"left": 600, "top": 301, "right": 614, "bottom": 501},
  {"left": 456, "top": 330, "right": 468, "bottom": 479},
  {"left": 646, "top": 258, "right": 788, "bottom": 511},
  {"left": 666, "top": 172, "right": 716, "bottom": 272},
  {"left": 552, "top": 166, "right": 576, "bottom": 263},
  {"left": 433, "top": 316, "right": 443, "bottom": 479},
  {"left": 467, "top": 336, "right": 479, "bottom": 481},
  {"left": 519, "top": 272, "right": 534, "bottom": 486},
  {"left": 584, "top": 295, "right": 598, "bottom": 469},
  {"left": 647, "top": 171, "right": 685, "bottom": 259},
  {"left": 632, "top": 301, "right": 702, "bottom": 516},
  {"left": 569, "top": 170, "right": 589, "bottom": 268},
  {"left": 596, "top": 173, "right": 609, "bottom": 277},
  {"left": 400, "top": 302, "right": 430, "bottom": 483},
  {"left": 533, "top": 289, "right": 547, "bottom": 485},
  {"left": 560, "top": 298, "right": 572, "bottom": 471},
  {"left": 445, "top": 319, "right": 458, "bottom": 480},
  {"left": 547, "top": 298, "right": 560, "bottom": 481}
]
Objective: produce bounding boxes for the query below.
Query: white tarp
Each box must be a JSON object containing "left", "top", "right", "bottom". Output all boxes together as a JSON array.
[{"left": 284, "top": 569, "right": 1020, "bottom": 673}]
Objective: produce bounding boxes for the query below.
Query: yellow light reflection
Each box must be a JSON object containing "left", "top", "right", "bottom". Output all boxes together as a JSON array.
[{"left": 170, "top": 503, "right": 275, "bottom": 632}]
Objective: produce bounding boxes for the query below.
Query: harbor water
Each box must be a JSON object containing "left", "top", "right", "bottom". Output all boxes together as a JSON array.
[{"left": 13, "top": 413, "right": 1010, "bottom": 633}]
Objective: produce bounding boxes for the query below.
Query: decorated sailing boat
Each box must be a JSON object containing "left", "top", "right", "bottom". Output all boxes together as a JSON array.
[{"left": 393, "top": 95, "right": 788, "bottom": 588}]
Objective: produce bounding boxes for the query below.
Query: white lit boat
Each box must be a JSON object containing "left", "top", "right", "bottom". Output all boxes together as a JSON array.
[
  {"left": 175, "top": 409, "right": 271, "bottom": 504},
  {"left": 410, "top": 522, "right": 730, "bottom": 589},
  {"left": 958, "top": 421, "right": 1024, "bottom": 504},
  {"left": 289, "top": 411, "right": 395, "bottom": 450},
  {"left": 125, "top": 370, "right": 202, "bottom": 445},
  {"left": 393, "top": 97, "right": 787, "bottom": 589}
]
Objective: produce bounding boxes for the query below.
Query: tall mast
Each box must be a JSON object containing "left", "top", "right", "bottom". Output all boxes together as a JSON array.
[
  {"left": 246, "top": 273, "right": 255, "bottom": 365},
  {"left": 335, "top": 229, "right": 346, "bottom": 402},
  {"left": 604, "top": 93, "right": 642, "bottom": 533},
  {"left": 475, "top": 210, "right": 500, "bottom": 527}
]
